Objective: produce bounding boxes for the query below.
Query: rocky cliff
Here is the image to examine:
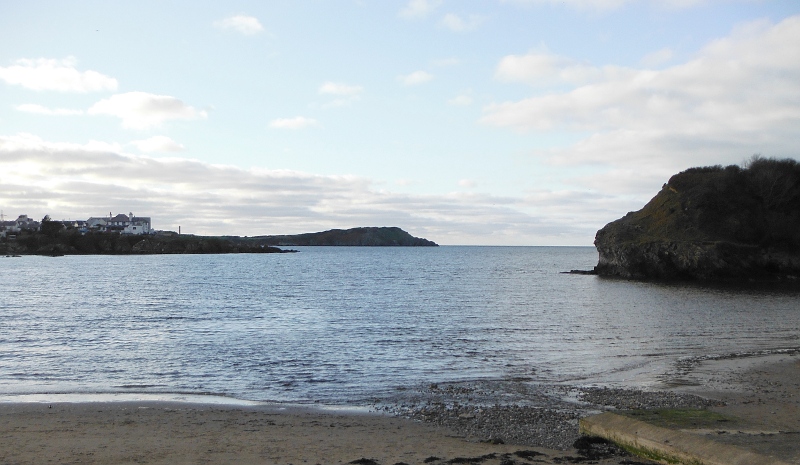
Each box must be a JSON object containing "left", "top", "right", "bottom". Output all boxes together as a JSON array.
[
  {"left": 246, "top": 227, "right": 438, "bottom": 247},
  {"left": 594, "top": 157, "right": 800, "bottom": 280}
]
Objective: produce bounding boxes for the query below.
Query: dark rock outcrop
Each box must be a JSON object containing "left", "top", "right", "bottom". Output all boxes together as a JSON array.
[
  {"left": 594, "top": 157, "right": 800, "bottom": 280},
  {"left": 1, "top": 231, "right": 291, "bottom": 256},
  {"left": 245, "top": 227, "right": 438, "bottom": 247},
  {"left": 126, "top": 236, "right": 288, "bottom": 254}
]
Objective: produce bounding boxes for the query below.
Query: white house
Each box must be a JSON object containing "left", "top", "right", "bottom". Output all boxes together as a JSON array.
[
  {"left": 14, "top": 215, "right": 38, "bottom": 231},
  {"left": 0, "top": 220, "right": 14, "bottom": 238},
  {"left": 86, "top": 217, "right": 108, "bottom": 230},
  {"left": 124, "top": 216, "right": 152, "bottom": 235},
  {"left": 0, "top": 215, "right": 38, "bottom": 239},
  {"left": 106, "top": 213, "right": 130, "bottom": 231}
]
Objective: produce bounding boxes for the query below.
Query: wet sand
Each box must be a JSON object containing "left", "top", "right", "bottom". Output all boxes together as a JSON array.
[{"left": 0, "top": 401, "right": 649, "bottom": 465}]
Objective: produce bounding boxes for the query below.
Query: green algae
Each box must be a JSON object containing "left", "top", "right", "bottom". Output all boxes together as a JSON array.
[{"left": 621, "top": 408, "right": 738, "bottom": 430}]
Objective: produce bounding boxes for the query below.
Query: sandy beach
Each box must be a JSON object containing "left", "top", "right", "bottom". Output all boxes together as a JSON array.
[
  {"left": 1, "top": 352, "right": 798, "bottom": 465},
  {"left": 0, "top": 401, "right": 649, "bottom": 465}
]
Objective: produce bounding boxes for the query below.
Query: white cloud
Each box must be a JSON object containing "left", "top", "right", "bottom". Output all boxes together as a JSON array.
[
  {"left": 503, "top": 0, "right": 709, "bottom": 11},
  {"left": 494, "top": 50, "right": 600, "bottom": 85},
  {"left": 458, "top": 179, "right": 477, "bottom": 188},
  {"left": 88, "top": 92, "right": 208, "bottom": 130},
  {"left": 0, "top": 133, "right": 603, "bottom": 245},
  {"left": 16, "top": 103, "right": 83, "bottom": 116},
  {"left": 483, "top": 16, "right": 800, "bottom": 174},
  {"left": 399, "top": 0, "right": 442, "bottom": 18},
  {"left": 433, "top": 57, "right": 461, "bottom": 67},
  {"left": 640, "top": 47, "right": 674, "bottom": 67},
  {"left": 269, "top": 116, "right": 318, "bottom": 129},
  {"left": 448, "top": 94, "right": 473, "bottom": 106},
  {"left": 398, "top": 70, "right": 433, "bottom": 86},
  {"left": 0, "top": 57, "right": 117, "bottom": 92},
  {"left": 319, "top": 82, "right": 363, "bottom": 96},
  {"left": 440, "top": 13, "right": 484, "bottom": 32},
  {"left": 130, "top": 136, "right": 185, "bottom": 153},
  {"left": 320, "top": 99, "right": 354, "bottom": 109},
  {"left": 213, "top": 15, "right": 264, "bottom": 35},
  {"left": 318, "top": 82, "right": 363, "bottom": 107},
  {"left": 507, "top": 0, "right": 627, "bottom": 10},
  {"left": 0, "top": 133, "right": 122, "bottom": 155}
]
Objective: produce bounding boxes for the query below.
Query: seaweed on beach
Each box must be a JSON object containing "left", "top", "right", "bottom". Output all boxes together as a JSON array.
[
  {"left": 620, "top": 408, "right": 738, "bottom": 429},
  {"left": 513, "top": 450, "right": 546, "bottom": 459},
  {"left": 572, "top": 436, "right": 625, "bottom": 460},
  {"left": 350, "top": 459, "right": 381, "bottom": 465},
  {"left": 446, "top": 453, "right": 497, "bottom": 464}
]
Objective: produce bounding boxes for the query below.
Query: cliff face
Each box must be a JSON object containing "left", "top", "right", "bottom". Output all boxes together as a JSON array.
[{"left": 594, "top": 158, "right": 800, "bottom": 280}]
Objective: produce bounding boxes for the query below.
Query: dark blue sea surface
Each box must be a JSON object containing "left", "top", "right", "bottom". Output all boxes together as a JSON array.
[{"left": 1, "top": 246, "right": 798, "bottom": 404}]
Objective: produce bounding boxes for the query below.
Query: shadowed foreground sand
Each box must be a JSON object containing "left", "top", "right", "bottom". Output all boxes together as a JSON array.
[{"left": 0, "top": 401, "right": 650, "bottom": 465}]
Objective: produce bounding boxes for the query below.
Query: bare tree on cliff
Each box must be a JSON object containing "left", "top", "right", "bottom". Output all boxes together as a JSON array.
[{"left": 40, "top": 215, "right": 64, "bottom": 238}]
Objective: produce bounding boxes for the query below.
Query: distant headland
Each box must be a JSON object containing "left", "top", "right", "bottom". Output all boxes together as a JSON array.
[
  {"left": 234, "top": 227, "right": 438, "bottom": 247},
  {"left": 0, "top": 213, "right": 437, "bottom": 256},
  {"left": 594, "top": 156, "right": 800, "bottom": 281}
]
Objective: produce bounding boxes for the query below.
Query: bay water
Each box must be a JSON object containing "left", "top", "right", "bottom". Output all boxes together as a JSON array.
[{"left": 1, "top": 246, "right": 798, "bottom": 405}]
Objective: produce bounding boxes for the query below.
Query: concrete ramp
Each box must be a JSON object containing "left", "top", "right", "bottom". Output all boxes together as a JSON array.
[{"left": 579, "top": 412, "right": 792, "bottom": 465}]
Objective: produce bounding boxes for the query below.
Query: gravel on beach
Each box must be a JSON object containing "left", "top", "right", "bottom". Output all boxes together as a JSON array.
[{"left": 378, "top": 380, "right": 720, "bottom": 450}]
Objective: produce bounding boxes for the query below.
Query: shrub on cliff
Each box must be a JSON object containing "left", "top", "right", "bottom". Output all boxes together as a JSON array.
[
  {"left": 648, "top": 157, "right": 800, "bottom": 251},
  {"left": 40, "top": 215, "right": 64, "bottom": 238},
  {"left": 744, "top": 156, "right": 800, "bottom": 210}
]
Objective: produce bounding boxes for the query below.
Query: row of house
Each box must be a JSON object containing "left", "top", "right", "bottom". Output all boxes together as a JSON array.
[
  {"left": 0, "top": 213, "right": 152, "bottom": 238},
  {"left": 0, "top": 215, "right": 40, "bottom": 238},
  {"left": 86, "top": 213, "right": 152, "bottom": 235}
]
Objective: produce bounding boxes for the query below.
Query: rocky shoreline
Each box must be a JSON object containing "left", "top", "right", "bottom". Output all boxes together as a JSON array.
[
  {"left": 376, "top": 380, "right": 718, "bottom": 451},
  {"left": 371, "top": 351, "right": 800, "bottom": 463}
]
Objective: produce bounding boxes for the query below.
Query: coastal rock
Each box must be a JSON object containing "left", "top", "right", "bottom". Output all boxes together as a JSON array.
[
  {"left": 1, "top": 230, "right": 291, "bottom": 255},
  {"left": 594, "top": 157, "right": 800, "bottom": 280}
]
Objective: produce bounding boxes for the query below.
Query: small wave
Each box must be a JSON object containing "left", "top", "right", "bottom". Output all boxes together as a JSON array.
[
  {"left": 675, "top": 346, "right": 800, "bottom": 368},
  {"left": 114, "top": 384, "right": 167, "bottom": 389}
]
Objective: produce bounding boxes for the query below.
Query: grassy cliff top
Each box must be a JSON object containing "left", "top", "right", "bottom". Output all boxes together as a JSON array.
[{"left": 597, "top": 157, "right": 800, "bottom": 252}]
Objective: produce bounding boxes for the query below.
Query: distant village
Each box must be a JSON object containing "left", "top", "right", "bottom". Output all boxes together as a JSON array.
[{"left": 0, "top": 212, "right": 153, "bottom": 239}]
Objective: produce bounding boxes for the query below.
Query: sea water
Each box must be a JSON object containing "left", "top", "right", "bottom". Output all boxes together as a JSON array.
[{"left": 1, "top": 246, "right": 798, "bottom": 405}]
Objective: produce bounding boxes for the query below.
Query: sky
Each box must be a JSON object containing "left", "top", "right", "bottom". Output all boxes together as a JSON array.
[{"left": 1, "top": 0, "right": 799, "bottom": 245}]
